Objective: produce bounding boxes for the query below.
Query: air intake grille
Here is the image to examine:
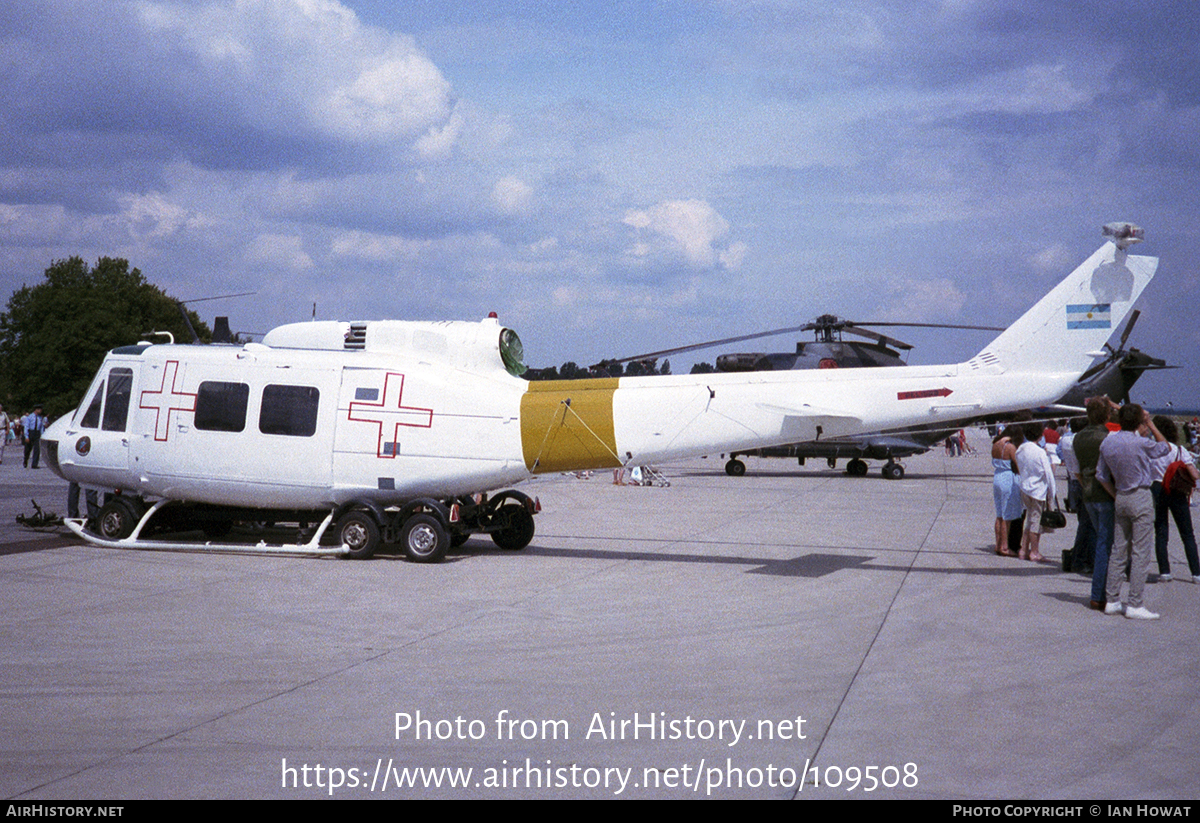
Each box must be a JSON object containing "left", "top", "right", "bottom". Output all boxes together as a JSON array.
[{"left": 344, "top": 323, "right": 367, "bottom": 350}]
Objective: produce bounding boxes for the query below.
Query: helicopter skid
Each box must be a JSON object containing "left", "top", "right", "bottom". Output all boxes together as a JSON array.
[{"left": 63, "top": 512, "right": 350, "bottom": 558}]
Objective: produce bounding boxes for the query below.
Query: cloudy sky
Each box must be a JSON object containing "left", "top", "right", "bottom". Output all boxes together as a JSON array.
[{"left": 2, "top": 0, "right": 1197, "bottom": 405}]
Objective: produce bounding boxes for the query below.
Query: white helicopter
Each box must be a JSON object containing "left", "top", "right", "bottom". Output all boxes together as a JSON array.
[{"left": 44, "top": 222, "right": 1157, "bottom": 562}]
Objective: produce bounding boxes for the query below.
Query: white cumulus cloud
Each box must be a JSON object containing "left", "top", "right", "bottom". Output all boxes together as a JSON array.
[
  {"left": 623, "top": 199, "right": 740, "bottom": 269},
  {"left": 134, "top": 0, "right": 457, "bottom": 150}
]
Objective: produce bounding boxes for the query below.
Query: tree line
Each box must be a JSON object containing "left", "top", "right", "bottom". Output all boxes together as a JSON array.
[
  {"left": 0, "top": 257, "right": 209, "bottom": 420},
  {"left": 526, "top": 359, "right": 719, "bottom": 380}
]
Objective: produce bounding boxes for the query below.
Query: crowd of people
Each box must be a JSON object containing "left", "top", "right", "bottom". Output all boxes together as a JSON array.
[
  {"left": 986, "top": 399, "right": 1198, "bottom": 620},
  {"left": 944, "top": 429, "right": 976, "bottom": 456}
]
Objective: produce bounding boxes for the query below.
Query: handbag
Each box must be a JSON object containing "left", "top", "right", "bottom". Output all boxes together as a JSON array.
[{"left": 1040, "top": 497, "right": 1067, "bottom": 530}]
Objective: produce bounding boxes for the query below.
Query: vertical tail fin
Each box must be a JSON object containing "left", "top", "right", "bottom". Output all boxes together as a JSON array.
[{"left": 970, "top": 224, "right": 1158, "bottom": 378}]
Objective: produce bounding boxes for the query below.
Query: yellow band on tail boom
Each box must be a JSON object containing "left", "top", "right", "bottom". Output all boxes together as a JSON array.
[{"left": 520, "top": 378, "right": 621, "bottom": 473}]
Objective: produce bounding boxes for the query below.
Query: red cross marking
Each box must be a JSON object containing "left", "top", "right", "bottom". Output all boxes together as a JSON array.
[
  {"left": 347, "top": 372, "right": 433, "bottom": 458},
  {"left": 139, "top": 360, "right": 197, "bottom": 442}
]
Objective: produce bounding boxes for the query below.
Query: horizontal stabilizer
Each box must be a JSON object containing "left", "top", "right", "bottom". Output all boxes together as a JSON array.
[{"left": 757, "top": 402, "right": 862, "bottom": 442}]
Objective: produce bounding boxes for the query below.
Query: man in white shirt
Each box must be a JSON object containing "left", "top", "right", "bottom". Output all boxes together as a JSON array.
[{"left": 1015, "top": 421, "right": 1057, "bottom": 562}]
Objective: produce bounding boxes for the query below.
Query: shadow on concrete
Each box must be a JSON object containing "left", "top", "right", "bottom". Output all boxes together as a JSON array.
[{"left": 500, "top": 544, "right": 1067, "bottom": 579}]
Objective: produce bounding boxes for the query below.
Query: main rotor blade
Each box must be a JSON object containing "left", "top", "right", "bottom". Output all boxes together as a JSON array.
[{"left": 180, "top": 291, "right": 258, "bottom": 305}]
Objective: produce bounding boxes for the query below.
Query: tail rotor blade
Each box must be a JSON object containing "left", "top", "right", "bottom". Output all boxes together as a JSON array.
[{"left": 1117, "top": 309, "right": 1141, "bottom": 350}]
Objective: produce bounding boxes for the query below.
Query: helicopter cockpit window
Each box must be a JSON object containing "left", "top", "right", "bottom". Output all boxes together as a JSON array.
[
  {"left": 80, "top": 383, "right": 104, "bottom": 429},
  {"left": 259, "top": 384, "right": 319, "bottom": 437},
  {"left": 101, "top": 368, "right": 133, "bottom": 432},
  {"left": 499, "top": 328, "right": 527, "bottom": 377},
  {"left": 195, "top": 381, "right": 249, "bottom": 432}
]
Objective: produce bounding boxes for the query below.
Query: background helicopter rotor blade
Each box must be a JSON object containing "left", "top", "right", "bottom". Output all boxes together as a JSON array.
[
  {"left": 850, "top": 321, "right": 1005, "bottom": 332},
  {"left": 597, "top": 324, "right": 812, "bottom": 365},
  {"left": 832, "top": 324, "right": 913, "bottom": 351},
  {"left": 599, "top": 318, "right": 1004, "bottom": 368}
]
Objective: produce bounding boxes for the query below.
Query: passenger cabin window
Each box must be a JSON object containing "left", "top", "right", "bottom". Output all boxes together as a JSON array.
[
  {"left": 194, "top": 381, "right": 249, "bottom": 432},
  {"left": 259, "top": 385, "right": 319, "bottom": 437},
  {"left": 101, "top": 368, "right": 133, "bottom": 432}
]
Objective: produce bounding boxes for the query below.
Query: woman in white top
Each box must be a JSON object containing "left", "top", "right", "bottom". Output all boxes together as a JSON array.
[
  {"left": 1150, "top": 416, "right": 1200, "bottom": 582},
  {"left": 1015, "top": 421, "right": 1057, "bottom": 562}
]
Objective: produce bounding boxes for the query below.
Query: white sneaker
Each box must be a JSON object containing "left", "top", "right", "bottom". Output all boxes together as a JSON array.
[
  {"left": 1192, "top": 575, "right": 1200, "bottom": 585},
  {"left": 1104, "top": 602, "right": 1125, "bottom": 615},
  {"left": 1160, "top": 573, "right": 1173, "bottom": 582},
  {"left": 1124, "top": 605, "right": 1161, "bottom": 620}
]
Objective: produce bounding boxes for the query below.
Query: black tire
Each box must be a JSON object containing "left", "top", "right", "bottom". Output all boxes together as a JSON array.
[
  {"left": 336, "top": 511, "right": 380, "bottom": 560},
  {"left": 725, "top": 458, "right": 746, "bottom": 477},
  {"left": 491, "top": 503, "right": 535, "bottom": 551},
  {"left": 96, "top": 499, "right": 138, "bottom": 540},
  {"left": 883, "top": 462, "right": 905, "bottom": 480},
  {"left": 847, "top": 458, "right": 869, "bottom": 477},
  {"left": 401, "top": 514, "right": 448, "bottom": 563}
]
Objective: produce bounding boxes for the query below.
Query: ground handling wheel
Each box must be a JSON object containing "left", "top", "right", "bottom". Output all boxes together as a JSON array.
[
  {"left": 400, "top": 513, "right": 449, "bottom": 563},
  {"left": 725, "top": 458, "right": 746, "bottom": 477},
  {"left": 95, "top": 498, "right": 141, "bottom": 540},
  {"left": 490, "top": 500, "right": 535, "bottom": 551},
  {"left": 336, "top": 510, "right": 381, "bottom": 560}
]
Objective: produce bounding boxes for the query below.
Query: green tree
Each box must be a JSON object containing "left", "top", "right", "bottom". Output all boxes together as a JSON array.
[{"left": 0, "top": 257, "right": 210, "bottom": 419}]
